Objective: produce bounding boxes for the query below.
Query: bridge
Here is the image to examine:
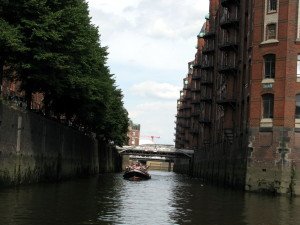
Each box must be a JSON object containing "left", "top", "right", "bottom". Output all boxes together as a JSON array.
[{"left": 117, "top": 144, "right": 194, "bottom": 161}]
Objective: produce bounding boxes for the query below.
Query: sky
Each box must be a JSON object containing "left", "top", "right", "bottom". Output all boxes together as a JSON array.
[{"left": 86, "top": 0, "right": 209, "bottom": 145}]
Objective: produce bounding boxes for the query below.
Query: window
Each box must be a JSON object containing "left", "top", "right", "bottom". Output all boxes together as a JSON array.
[
  {"left": 266, "top": 24, "right": 277, "bottom": 40},
  {"left": 297, "top": 55, "right": 300, "bottom": 78},
  {"left": 268, "top": 0, "right": 277, "bottom": 12},
  {"left": 296, "top": 94, "right": 300, "bottom": 119},
  {"left": 262, "top": 94, "right": 274, "bottom": 118},
  {"left": 298, "top": 0, "right": 300, "bottom": 39},
  {"left": 264, "top": 54, "right": 276, "bottom": 78}
]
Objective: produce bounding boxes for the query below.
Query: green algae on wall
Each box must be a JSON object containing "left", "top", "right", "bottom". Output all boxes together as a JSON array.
[{"left": 0, "top": 103, "right": 100, "bottom": 186}]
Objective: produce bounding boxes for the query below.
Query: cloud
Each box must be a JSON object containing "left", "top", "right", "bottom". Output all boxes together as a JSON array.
[
  {"left": 87, "top": 0, "right": 141, "bottom": 13},
  {"left": 133, "top": 0, "right": 208, "bottom": 40},
  {"left": 87, "top": 0, "right": 209, "bottom": 40},
  {"left": 86, "top": 0, "right": 210, "bottom": 144},
  {"left": 87, "top": 0, "right": 209, "bottom": 71},
  {"left": 146, "top": 18, "right": 175, "bottom": 39},
  {"left": 131, "top": 81, "right": 181, "bottom": 100}
]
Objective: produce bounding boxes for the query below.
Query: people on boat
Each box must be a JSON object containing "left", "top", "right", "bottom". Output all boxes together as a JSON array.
[
  {"left": 123, "top": 161, "right": 151, "bottom": 180},
  {"left": 125, "top": 161, "right": 149, "bottom": 172}
]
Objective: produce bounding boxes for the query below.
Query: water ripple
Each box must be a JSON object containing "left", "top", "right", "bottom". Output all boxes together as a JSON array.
[{"left": 0, "top": 171, "right": 299, "bottom": 225}]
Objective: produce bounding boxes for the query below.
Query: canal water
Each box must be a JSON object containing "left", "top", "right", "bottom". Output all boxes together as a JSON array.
[{"left": 0, "top": 171, "right": 299, "bottom": 225}]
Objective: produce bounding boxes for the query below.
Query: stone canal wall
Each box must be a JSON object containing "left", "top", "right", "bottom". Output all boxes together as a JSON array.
[
  {"left": 191, "top": 137, "right": 248, "bottom": 189},
  {"left": 0, "top": 103, "right": 120, "bottom": 186},
  {"left": 174, "top": 136, "right": 248, "bottom": 190},
  {"left": 246, "top": 127, "right": 300, "bottom": 196},
  {"left": 175, "top": 130, "right": 300, "bottom": 196},
  {"left": 98, "top": 140, "right": 122, "bottom": 173},
  {"left": 173, "top": 158, "right": 191, "bottom": 175}
]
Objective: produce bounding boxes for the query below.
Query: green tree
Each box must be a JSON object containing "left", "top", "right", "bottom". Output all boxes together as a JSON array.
[
  {"left": 0, "top": 0, "right": 26, "bottom": 93},
  {"left": 0, "top": 0, "right": 129, "bottom": 146}
]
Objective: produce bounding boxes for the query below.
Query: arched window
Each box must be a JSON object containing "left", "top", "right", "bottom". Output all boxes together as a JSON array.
[
  {"left": 264, "top": 54, "right": 276, "bottom": 78},
  {"left": 262, "top": 94, "right": 274, "bottom": 118},
  {"left": 296, "top": 94, "right": 300, "bottom": 118},
  {"left": 266, "top": 23, "right": 277, "bottom": 40}
]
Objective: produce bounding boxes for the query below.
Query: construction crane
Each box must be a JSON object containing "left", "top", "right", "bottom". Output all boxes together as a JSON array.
[{"left": 140, "top": 135, "right": 160, "bottom": 143}]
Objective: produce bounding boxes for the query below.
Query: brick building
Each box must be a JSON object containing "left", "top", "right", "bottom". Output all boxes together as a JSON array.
[
  {"left": 175, "top": 0, "right": 300, "bottom": 195},
  {"left": 127, "top": 120, "right": 140, "bottom": 146},
  {"left": 1, "top": 71, "right": 43, "bottom": 110}
]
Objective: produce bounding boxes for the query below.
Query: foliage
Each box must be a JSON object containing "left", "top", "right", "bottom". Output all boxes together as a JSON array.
[{"left": 0, "top": 0, "right": 129, "bottom": 146}]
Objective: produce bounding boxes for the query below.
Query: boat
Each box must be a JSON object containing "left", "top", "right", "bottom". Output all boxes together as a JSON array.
[{"left": 123, "top": 163, "right": 151, "bottom": 181}]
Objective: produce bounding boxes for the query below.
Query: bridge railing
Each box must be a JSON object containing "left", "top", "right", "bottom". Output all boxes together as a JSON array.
[{"left": 117, "top": 145, "right": 194, "bottom": 159}]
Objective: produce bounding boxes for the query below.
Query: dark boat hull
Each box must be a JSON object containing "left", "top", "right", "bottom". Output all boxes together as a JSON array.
[{"left": 123, "top": 169, "right": 151, "bottom": 180}]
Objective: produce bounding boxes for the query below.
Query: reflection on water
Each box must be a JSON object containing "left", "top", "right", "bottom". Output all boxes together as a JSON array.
[{"left": 0, "top": 171, "right": 299, "bottom": 225}]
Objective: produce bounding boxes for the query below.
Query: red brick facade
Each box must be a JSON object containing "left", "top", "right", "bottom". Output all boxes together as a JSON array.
[
  {"left": 127, "top": 121, "right": 140, "bottom": 146},
  {"left": 1, "top": 67, "right": 43, "bottom": 110},
  {"left": 247, "top": 0, "right": 300, "bottom": 195},
  {"left": 175, "top": 0, "right": 300, "bottom": 195}
]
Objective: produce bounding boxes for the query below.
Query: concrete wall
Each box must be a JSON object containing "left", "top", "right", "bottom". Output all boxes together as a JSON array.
[
  {"left": 175, "top": 127, "right": 299, "bottom": 196},
  {"left": 189, "top": 137, "right": 247, "bottom": 189},
  {"left": 98, "top": 140, "right": 122, "bottom": 173},
  {"left": 0, "top": 103, "right": 119, "bottom": 186},
  {"left": 173, "top": 158, "right": 192, "bottom": 175},
  {"left": 246, "top": 127, "right": 299, "bottom": 196}
]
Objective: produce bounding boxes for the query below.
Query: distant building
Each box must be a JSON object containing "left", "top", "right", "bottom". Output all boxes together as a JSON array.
[
  {"left": 175, "top": 0, "right": 300, "bottom": 196},
  {"left": 1, "top": 70, "right": 43, "bottom": 110},
  {"left": 127, "top": 120, "right": 140, "bottom": 146}
]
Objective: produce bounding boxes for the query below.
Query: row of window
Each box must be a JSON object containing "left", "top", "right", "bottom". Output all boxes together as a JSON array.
[
  {"left": 262, "top": 94, "right": 300, "bottom": 119},
  {"left": 265, "top": 0, "right": 278, "bottom": 40}
]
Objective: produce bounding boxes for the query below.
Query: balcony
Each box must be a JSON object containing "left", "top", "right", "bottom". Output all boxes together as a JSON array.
[
  {"left": 220, "top": 16, "right": 239, "bottom": 29},
  {"left": 219, "top": 40, "right": 238, "bottom": 51},
  {"left": 192, "top": 74, "right": 201, "bottom": 80},
  {"left": 216, "top": 97, "right": 236, "bottom": 107},
  {"left": 184, "top": 139, "right": 190, "bottom": 144},
  {"left": 183, "top": 84, "right": 190, "bottom": 90},
  {"left": 221, "top": 0, "right": 240, "bottom": 8},
  {"left": 200, "top": 96, "right": 212, "bottom": 103},
  {"left": 185, "top": 94, "right": 192, "bottom": 100},
  {"left": 191, "top": 87, "right": 201, "bottom": 92},
  {"left": 176, "top": 114, "right": 184, "bottom": 118},
  {"left": 218, "top": 63, "right": 238, "bottom": 74},
  {"left": 191, "top": 97, "right": 201, "bottom": 104},
  {"left": 175, "top": 126, "right": 181, "bottom": 131},
  {"left": 201, "top": 62, "right": 214, "bottom": 70},
  {"left": 202, "top": 45, "right": 215, "bottom": 55},
  {"left": 181, "top": 98, "right": 187, "bottom": 103},
  {"left": 201, "top": 80, "right": 213, "bottom": 86},
  {"left": 205, "top": 13, "right": 210, "bottom": 20},
  {"left": 181, "top": 104, "right": 191, "bottom": 109},
  {"left": 201, "top": 75, "right": 213, "bottom": 86},
  {"left": 199, "top": 118, "right": 211, "bottom": 125},
  {"left": 190, "top": 127, "right": 199, "bottom": 134},
  {"left": 193, "top": 63, "right": 202, "bottom": 69},
  {"left": 203, "top": 29, "right": 216, "bottom": 40},
  {"left": 182, "top": 123, "right": 190, "bottom": 128},
  {"left": 191, "top": 110, "right": 200, "bottom": 116},
  {"left": 197, "top": 31, "right": 205, "bottom": 38}
]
